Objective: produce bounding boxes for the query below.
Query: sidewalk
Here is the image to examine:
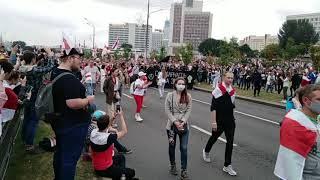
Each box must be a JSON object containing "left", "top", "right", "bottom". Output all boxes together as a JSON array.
[{"left": 194, "top": 84, "right": 286, "bottom": 109}]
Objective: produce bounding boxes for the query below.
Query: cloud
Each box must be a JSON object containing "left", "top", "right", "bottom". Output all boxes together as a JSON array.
[{"left": 94, "top": 0, "right": 147, "bottom": 8}]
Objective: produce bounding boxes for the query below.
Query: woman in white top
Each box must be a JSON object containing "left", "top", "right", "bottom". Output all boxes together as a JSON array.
[
  {"left": 158, "top": 67, "right": 167, "bottom": 99},
  {"left": 100, "top": 65, "right": 106, "bottom": 93},
  {"left": 282, "top": 73, "right": 290, "bottom": 102},
  {"left": 133, "top": 72, "right": 152, "bottom": 122}
]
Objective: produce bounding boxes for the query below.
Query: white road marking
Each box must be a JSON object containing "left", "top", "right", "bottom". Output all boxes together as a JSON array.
[
  {"left": 125, "top": 90, "right": 280, "bottom": 125},
  {"left": 191, "top": 125, "right": 237, "bottom": 147}
]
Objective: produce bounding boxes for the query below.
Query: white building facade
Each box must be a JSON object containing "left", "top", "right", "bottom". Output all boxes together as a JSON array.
[
  {"left": 240, "top": 34, "right": 279, "bottom": 51},
  {"left": 151, "top": 30, "right": 164, "bottom": 52},
  {"left": 108, "top": 23, "right": 152, "bottom": 52},
  {"left": 286, "top": 13, "right": 320, "bottom": 37}
]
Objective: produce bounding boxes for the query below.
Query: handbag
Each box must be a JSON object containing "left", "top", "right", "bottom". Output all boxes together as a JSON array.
[{"left": 171, "top": 93, "right": 187, "bottom": 135}]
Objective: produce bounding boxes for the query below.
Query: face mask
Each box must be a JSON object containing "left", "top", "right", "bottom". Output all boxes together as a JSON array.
[
  {"left": 309, "top": 101, "right": 320, "bottom": 114},
  {"left": 176, "top": 85, "right": 185, "bottom": 91}
]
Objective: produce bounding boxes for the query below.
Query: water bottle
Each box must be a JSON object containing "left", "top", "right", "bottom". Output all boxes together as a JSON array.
[{"left": 120, "top": 174, "right": 126, "bottom": 180}]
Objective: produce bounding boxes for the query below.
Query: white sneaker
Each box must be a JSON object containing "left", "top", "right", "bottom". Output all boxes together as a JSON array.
[
  {"left": 223, "top": 165, "right": 237, "bottom": 176},
  {"left": 202, "top": 149, "right": 211, "bottom": 163},
  {"left": 135, "top": 114, "right": 143, "bottom": 122}
]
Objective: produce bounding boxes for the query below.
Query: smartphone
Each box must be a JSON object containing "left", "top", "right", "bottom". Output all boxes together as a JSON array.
[{"left": 116, "top": 104, "right": 121, "bottom": 113}]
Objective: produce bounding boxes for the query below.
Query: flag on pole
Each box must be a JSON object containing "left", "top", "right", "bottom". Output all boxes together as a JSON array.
[
  {"left": 62, "top": 32, "right": 73, "bottom": 55},
  {"left": 112, "top": 37, "right": 120, "bottom": 50}
]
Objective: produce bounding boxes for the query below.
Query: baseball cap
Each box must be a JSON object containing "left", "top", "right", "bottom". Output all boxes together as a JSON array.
[
  {"left": 92, "top": 110, "right": 106, "bottom": 121},
  {"left": 138, "top": 72, "right": 146, "bottom": 77},
  {"left": 60, "top": 48, "right": 83, "bottom": 59}
]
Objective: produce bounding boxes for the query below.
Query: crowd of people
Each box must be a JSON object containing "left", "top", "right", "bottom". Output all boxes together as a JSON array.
[{"left": 1, "top": 42, "right": 320, "bottom": 180}]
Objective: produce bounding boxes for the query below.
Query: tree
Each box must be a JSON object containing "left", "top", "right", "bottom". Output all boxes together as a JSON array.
[
  {"left": 114, "top": 49, "right": 120, "bottom": 60},
  {"left": 310, "top": 46, "right": 320, "bottom": 71},
  {"left": 158, "top": 46, "right": 167, "bottom": 61},
  {"left": 179, "top": 43, "right": 193, "bottom": 65},
  {"left": 278, "top": 20, "right": 319, "bottom": 49},
  {"left": 121, "top": 43, "right": 132, "bottom": 60},
  {"left": 83, "top": 49, "right": 92, "bottom": 59},
  {"left": 198, "top": 38, "right": 225, "bottom": 56},
  {"left": 261, "top": 44, "right": 281, "bottom": 61},
  {"left": 150, "top": 50, "right": 158, "bottom": 60},
  {"left": 239, "top": 44, "right": 255, "bottom": 58},
  {"left": 12, "top": 41, "right": 26, "bottom": 49},
  {"left": 219, "top": 42, "right": 241, "bottom": 65}
]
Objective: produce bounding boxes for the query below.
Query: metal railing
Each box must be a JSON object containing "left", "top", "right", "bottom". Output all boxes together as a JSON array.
[{"left": 0, "top": 109, "right": 22, "bottom": 180}]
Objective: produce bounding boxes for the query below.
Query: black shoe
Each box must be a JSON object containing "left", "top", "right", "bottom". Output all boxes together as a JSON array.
[
  {"left": 169, "top": 164, "right": 178, "bottom": 176},
  {"left": 180, "top": 169, "right": 189, "bottom": 180},
  {"left": 118, "top": 149, "right": 133, "bottom": 155},
  {"left": 26, "top": 145, "right": 44, "bottom": 155}
]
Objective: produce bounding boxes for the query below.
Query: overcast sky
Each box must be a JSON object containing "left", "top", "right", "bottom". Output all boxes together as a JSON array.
[{"left": 0, "top": 0, "right": 319, "bottom": 47}]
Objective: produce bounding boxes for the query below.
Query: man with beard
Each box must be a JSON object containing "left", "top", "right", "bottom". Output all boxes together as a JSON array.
[{"left": 51, "top": 48, "right": 94, "bottom": 180}]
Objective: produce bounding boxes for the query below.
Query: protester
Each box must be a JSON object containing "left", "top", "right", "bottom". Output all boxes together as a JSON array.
[
  {"left": 157, "top": 67, "right": 167, "bottom": 99},
  {"left": 165, "top": 77, "right": 192, "bottom": 180},
  {"left": 203, "top": 72, "right": 237, "bottom": 176},
  {"left": 282, "top": 73, "right": 290, "bottom": 102},
  {"left": 252, "top": 69, "right": 262, "bottom": 97},
  {"left": 51, "top": 48, "right": 94, "bottom": 180},
  {"left": 100, "top": 64, "right": 106, "bottom": 93},
  {"left": 275, "top": 84, "right": 320, "bottom": 180},
  {"left": 83, "top": 60, "right": 100, "bottom": 95},
  {"left": 19, "top": 49, "right": 55, "bottom": 153},
  {"left": 90, "top": 111, "right": 138, "bottom": 180},
  {"left": 132, "top": 72, "right": 151, "bottom": 122}
]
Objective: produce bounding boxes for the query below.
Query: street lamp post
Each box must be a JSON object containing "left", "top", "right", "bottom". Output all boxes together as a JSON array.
[
  {"left": 84, "top": 18, "right": 96, "bottom": 49},
  {"left": 145, "top": 0, "right": 150, "bottom": 60}
]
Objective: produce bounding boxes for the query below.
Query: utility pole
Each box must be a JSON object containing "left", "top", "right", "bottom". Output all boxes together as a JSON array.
[{"left": 145, "top": 0, "right": 150, "bottom": 60}]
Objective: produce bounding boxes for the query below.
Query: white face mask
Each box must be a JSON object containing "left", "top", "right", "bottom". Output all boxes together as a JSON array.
[{"left": 176, "top": 84, "right": 186, "bottom": 91}]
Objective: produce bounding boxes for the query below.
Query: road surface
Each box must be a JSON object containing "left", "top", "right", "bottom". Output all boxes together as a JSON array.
[{"left": 94, "top": 87, "right": 285, "bottom": 180}]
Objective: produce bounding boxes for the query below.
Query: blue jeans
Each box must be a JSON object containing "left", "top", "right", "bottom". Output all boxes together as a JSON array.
[
  {"left": 21, "top": 105, "right": 39, "bottom": 146},
  {"left": 53, "top": 123, "right": 89, "bottom": 180},
  {"left": 167, "top": 129, "right": 189, "bottom": 170},
  {"left": 85, "top": 82, "right": 96, "bottom": 96}
]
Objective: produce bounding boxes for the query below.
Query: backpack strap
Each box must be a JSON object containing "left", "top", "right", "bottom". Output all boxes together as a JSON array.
[{"left": 51, "top": 72, "right": 74, "bottom": 84}]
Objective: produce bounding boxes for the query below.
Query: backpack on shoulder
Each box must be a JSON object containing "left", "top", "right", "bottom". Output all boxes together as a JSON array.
[{"left": 35, "top": 72, "right": 73, "bottom": 122}]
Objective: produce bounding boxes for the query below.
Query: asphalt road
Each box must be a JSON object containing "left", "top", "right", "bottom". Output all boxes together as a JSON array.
[{"left": 94, "top": 87, "right": 285, "bottom": 180}]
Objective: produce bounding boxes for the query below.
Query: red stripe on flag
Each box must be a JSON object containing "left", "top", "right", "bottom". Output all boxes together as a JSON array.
[{"left": 280, "top": 118, "right": 317, "bottom": 158}]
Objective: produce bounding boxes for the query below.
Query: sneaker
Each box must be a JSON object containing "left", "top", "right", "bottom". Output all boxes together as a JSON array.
[
  {"left": 180, "top": 169, "right": 189, "bottom": 180},
  {"left": 26, "top": 145, "right": 44, "bottom": 155},
  {"left": 202, "top": 149, "right": 211, "bottom": 163},
  {"left": 142, "top": 105, "right": 147, "bottom": 108},
  {"left": 223, "top": 165, "right": 237, "bottom": 176},
  {"left": 169, "top": 164, "right": 178, "bottom": 176},
  {"left": 135, "top": 114, "right": 143, "bottom": 122},
  {"left": 281, "top": 100, "right": 286, "bottom": 103},
  {"left": 118, "top": 149, "right": 133, "bottom": 155}
]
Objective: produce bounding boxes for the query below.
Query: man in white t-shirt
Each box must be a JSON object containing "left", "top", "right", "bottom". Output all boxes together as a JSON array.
[
  {"left": 84, "top": 61, "right": 100, "bottom": 94},
  {"left": 133, "top": 72, "right": 151, "bottom": 122}
]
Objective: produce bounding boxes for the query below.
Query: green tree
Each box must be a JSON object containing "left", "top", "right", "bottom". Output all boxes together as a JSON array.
[
  {"left": 12, "top": 41, "right": 26, "bottom": 49},
  {"left": 261, "top": 44, "right": 281, "bottom": 61},
  {"left": 114, "top": 49, "right": 120, "bottom": 60},
  {"left": 179, "top": 43, "right": 193, "bottom": 65},
  {"left": 83, "top": 49, "right": 92, "bottom": 59},
  {"left": 198, "top": 38, "right": 225, "bottom": 56},
  {"left": 158, "top": 46, "right": 167, "bottom": 61},
  {"left": 239, "top": 44, "right": 255, "bottom": 58},
  {"left": 121, "top": 43, "right": 132, "bottom": 60},
  {"left": 278, "top": 20, "right": 319, "bottom": 49},
  {"left": 219, "top": 42, "right": 241, "bottom": 64},
  {"left": 310, "top": 46, "right": 320, "bottom": 71},
  {"left": 150, "top": 50, "right": 158, "bottom": 60}
]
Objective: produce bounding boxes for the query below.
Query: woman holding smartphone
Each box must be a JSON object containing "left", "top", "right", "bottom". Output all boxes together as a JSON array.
[{"left": 165, "top": 77, "right": 192, "bottom": 180}]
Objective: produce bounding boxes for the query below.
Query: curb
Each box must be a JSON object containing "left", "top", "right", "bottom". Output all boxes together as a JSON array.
[{"left": 193, "top": 87, "right": 286, "bottom": 109}]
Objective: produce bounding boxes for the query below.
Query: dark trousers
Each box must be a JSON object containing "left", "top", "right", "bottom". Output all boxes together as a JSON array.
[
  {"left": 283, "top": 87, "right": 288, "bottom": 100},
  {"left": 95, "top": 155, "right": 136, "bottom": 180},
  {"left": 53, "top": 123, "right": 89, "bottom": 180},
  {"left": 21, "top": 105, "right": 39, "bottom": 146},
  {"left": 254, "top": 85, "right": 261, "bottom": 96},
  {"left": 204, "top": 124, "right": 235, "bottom": 167},
  {"left": 277, "top": 83, "right": 283, "bottom": 94},
  {"left": 166, "top": 129, "right": 189, "bottom": 170}
]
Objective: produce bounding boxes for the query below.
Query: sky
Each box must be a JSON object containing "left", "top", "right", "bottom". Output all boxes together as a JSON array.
[{"left": 0, "top": 0, "right": 319, "bottom": 47}]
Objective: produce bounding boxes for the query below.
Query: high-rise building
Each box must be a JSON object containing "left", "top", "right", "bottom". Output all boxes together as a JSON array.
[
  {"left": 151, "top": 30, "right": 164, "bottom": 52},
  {"left": 169, "top": 0, "right": 213, "bottom": 54},
  {"left": 286, "top": 13, "right": 320, "bottom": 36},
  {"left": 108, "top": 23, "right": 152, "bottom": 52},
  {"left": 163, "top": 20, "right": 170, "bottom": 40},
  {"left": 239, "top": 34, "right": 279, "bottom": 51}
]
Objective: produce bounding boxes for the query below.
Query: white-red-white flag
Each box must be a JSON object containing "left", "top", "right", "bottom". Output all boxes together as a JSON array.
[
  {"left": 112, "top": 37, "right": 120, "bottom": 50},
  {"left": 62, "top": 32, "right": 73, "bottom": 55}
]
